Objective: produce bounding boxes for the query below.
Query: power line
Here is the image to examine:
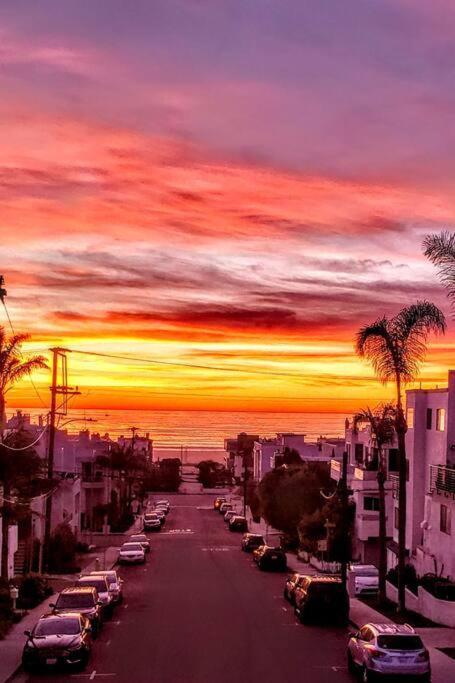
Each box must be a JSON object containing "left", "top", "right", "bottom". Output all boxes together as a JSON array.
[{"left": 0, "top": 427, "right": 47, "bottom": 451}]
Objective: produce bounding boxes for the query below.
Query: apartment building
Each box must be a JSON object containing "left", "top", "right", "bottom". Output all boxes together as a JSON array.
[
  {"left": 330, "top": 419, "right": 398, "bottom": 565},
  {"left": 388, "top": 371, "right": 455, "bottom": 579}
]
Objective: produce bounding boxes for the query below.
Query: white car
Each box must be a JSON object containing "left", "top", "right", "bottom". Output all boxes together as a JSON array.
[
  {"left": 153, "top": 509, "right": 166, "bottom": 525},
  {"left": 90, "top": 570, "right": 123, "bottom": 604},
  {"left": 143, "top": 513, "right": 161, "bottom": 531},
  {"left": 75, "top": 575, "right": 113, "bottom": 611},
  {"left": 219, "top": 503, "right": 233, "bottom": 514},
  {"left": 118, "top": 542, "right": 146, "bottom": 564},
  {"left": 156, "top": 500, "right": 170, "bottom": 513},
  {"left": 130, "top": 534, "right": 151, "bottom": 552},
  {"left": 349, "top": 564, "right": 379, "bottom": 596}
]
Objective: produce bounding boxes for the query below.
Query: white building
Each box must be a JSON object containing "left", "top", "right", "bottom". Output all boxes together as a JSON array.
[
  {"left": 331, "top": 419, "right": 398, "bottom": 565},
  {"left": 387, "top": 370, "right": 455, "bottom": 580}
]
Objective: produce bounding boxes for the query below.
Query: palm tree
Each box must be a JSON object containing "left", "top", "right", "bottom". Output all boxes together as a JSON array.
[
  {"left": 0, "top": 328, "right": 47, "bottom": 578},
  {"left": 423, "top": 231, "right": 455, "bottom": 307},
  {"left": 356, "top": 301, "right": 446, "bottom": 612},
  {"left": 353, "top": 404, "right": 395, "bottom": 604}
]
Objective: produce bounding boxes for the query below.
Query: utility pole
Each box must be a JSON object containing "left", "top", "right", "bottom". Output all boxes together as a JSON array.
[
  {"left": 242, "top": 450, "right": 248, "bottom": 517},
  {"left": 339, "top": 450, "right": 350, "bottom": 591},
  {"left": 43, "top": 348, "right": 80, "bottom": 570}
]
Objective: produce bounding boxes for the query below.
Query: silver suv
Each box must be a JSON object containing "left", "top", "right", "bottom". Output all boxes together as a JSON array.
[{"left": 347, "top": 623, "right": 430, "bottom": 682}]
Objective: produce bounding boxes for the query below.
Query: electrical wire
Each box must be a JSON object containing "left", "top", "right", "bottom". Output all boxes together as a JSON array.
[{"left": 0, "top": 427, "right": 48, "bottom": 450}]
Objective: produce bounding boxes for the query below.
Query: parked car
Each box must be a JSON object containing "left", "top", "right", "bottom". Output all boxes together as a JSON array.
[
  {"left": 347, "top": 623, "right": 431, "bottom": 682},
  {"left": 90, "top": 570, "right": 123, "bottom": 604},
  {"left": 130, "top": 533, "right": 151, "bottom": 552},
  {"left": 50, "top": 587, "right": 103, "bottom": 637},
  {"left": 22, "top": 613, "right": 93, "bottom": 672},
  {"left": 284, "top": 573, "right": 307, "bottom": 605},
  {"left": 224, "top": 509, "right": 239, "bottom": 523},
  {"left": 294, "top": 576, "right": 349, "bottom": 625},
  {"left": 153, "top": 509, "right": 166, "bottom": 526},
  {"left": 143, "top": 512, "right": 161, "bottom": 531},
  {"left": 214, "top": 496, "right": 227, "bottom": 510},
  {"left": 75, "top": 575, "right": 113, "bottom": 615},
  {"left": 156, "top": 499, "right": 170, "bottom": 513},
  {"left": 349, "top": 564, "right": 379, "bottom": 597},
  {"left": 219, "top": 503, "right": 233, "bottom": 514},
  {"left": 253, "top": 545, "right": 287, "bottom": 571},
  {"left": 118, "top": 542, "right": 146, "bottom": 564},
  {"left": 229, "top": 516, "right": 248, "bottom": 532},
  {"left": 241, "top": 533, "right": 265, "bottom": 553}
]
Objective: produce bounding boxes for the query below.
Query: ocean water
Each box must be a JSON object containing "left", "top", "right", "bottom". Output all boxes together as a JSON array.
[{"left": 22, "top": 408, "right": 346, "bottom": 464}]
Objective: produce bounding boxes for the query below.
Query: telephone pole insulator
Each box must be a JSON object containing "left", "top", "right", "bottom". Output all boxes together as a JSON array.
[{"left": 0, "top": 275, "right": 7, "bottom": 303}]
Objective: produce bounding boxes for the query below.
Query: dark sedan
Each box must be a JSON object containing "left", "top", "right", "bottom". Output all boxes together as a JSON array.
[
  {"left": 22, "top": 613, "right": 92, "bottom": 672},
  {"left": 229, "top": 515, "right": 248, "bottom": 532},
  {"left": 253, "top": 545, "right": 287, "bottom": 571},
  {"left": 241, "top": 533, "right": 265, "bottom": 552}
]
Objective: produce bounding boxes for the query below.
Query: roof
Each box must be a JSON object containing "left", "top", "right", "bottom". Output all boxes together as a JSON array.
[
  {"left": 368, "top": 623, "right": 416, "bottom": 635},
  {"left": 308, "top": 575, "right": 342, "bottom": 583}
]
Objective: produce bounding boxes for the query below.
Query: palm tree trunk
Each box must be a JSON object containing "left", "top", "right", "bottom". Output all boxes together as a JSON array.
[
  {"left": 1, "top": 481, "right": 10, "bottom": 579},
  {"left": 377, "top": 451, "right": 387, "bottom": 605},
  {"left": 396, "top": 374, "right": 407, "bottom": 613}
]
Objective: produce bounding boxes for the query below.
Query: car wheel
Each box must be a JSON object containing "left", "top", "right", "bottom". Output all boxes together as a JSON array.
[
  {"left": 77, "top": 649, "right": 90, "bottom": 671},
  {"left": 347, "top": 650, "right": 356, "bottom": 674}
]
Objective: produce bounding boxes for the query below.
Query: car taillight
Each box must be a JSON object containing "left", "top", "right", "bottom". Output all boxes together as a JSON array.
[{"left": 416, "top": 650, "right": 430, "bottom": 662}]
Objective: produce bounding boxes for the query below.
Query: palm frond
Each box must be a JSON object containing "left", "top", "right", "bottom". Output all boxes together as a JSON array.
[
  {"left": 423, "top": 231, "right": 455, "bottom": 303},
  {"left": 356, "top": 318, "right": 398, "bottom": 384}
]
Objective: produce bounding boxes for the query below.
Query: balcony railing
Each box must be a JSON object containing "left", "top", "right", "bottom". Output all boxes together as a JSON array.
[{"left": 429, "top": 465, "right": 455, "bottom": 498}]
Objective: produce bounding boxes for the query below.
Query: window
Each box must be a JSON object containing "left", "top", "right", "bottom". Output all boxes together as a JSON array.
[
  {"left": 364, "top": 496, "right": 380, "bottom": 511},
  {"left": 436, "top": 408, "right": 446, "bottom": 432},
  {"left": 388, "top": 449, "right": 399, "bottom": 472},
  {"left": 426, "top": 408, "right": 433, "bottom": 430},
  {"left": 406, "top": 408, "right": 414, "bottom": 428},
  {"left": 394, "top": 506, "right": 399, "bottom": 530},
  {"left": 355, "top": 443, "right": 364, "bottom": 464},
  {"left": 440, "top": 504, "right": 451, "bottom": 535}
]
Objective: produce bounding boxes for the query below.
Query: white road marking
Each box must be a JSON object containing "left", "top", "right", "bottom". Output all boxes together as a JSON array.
[
  {"left": 106, "top": 640, "right": 111, "bottom": 646},
  {"left": 281, "top": 606, "right": 288, "bottom": 612},
  {"left": 90, "top": 672, "right": 96, "bottom": 680},
  {"left": 123, "top": 603, "right": 128, "bottom": 609}
]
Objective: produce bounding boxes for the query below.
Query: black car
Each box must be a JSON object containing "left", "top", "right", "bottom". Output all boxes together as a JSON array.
[
  {"left": 241, "top": 533, "right": 265, "bottom": 552},
  {"left": 284, "top": 573, "right": 307, "bottom": 604},
  {"left": 253, "top": 545, "right": 287, "bottom": 571},
  {"left": 229, "top": 516, "right": 248, "bottom": 532},
  {"left": 22, "top": 613, "right": 92, "bottom": 672},
  {"left": 294, "top": 576, "right": 349, "bottom": 625},
  {"left": 50, "top": 587, "right": 103, "bottom": 637}
]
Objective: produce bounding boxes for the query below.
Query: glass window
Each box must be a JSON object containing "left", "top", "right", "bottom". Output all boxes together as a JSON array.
[
  {"left": 364, "top": 496, "right": 380, "bottom": 511},
  {"left": 388, "top": 449, "right": 399, "bottom": 472},
  {"left": 426, "top": 408, "right": 433, "bottom": 430},
  {"left": 440, "top": 504, "right": 451, "bottom": 535},
  {"left": 406, "top": 408, "right": 414, "bottom": 428},
  {"left": 355, "top": 443, "right": 364, "bottom": 464},
  {"left": 436, "top": 408, "right": 446, "bottom": 432},
  {"left": 377, "top": 636, "right": 423, "bottom": 650},
  {"left": 35, "top": 618, "right": 81, "bottom": 636}
]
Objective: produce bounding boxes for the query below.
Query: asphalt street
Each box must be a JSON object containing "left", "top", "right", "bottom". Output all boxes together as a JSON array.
[{"left": 12, "top": 494, "right": 352, "bottom": 683}]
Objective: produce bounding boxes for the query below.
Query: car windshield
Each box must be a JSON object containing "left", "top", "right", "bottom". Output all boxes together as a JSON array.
[
  {"left": 93, "top": 572, "right": 117, "bottom": 583},
  {"left": 145, "top": 514, "right": 158, "bottom": 519},
  {"left": 250, "top": 537, "right": 264, "bottom": 544},
  {"left": 131, "top": 536, "right": 147, "bottom": 542},
  {"left": 35, "top": 618, "right": 81, "bottom": 636},
  {"left": 77, "top": 579, "right": 107, "bottom": 592},
  {"left": 377, "top": 636, "right": 424, "bottom": 650},
  {"left": 56, "top": 593, "right": 94, "bottom": 609},
  {"left": 353, "top": 567, "right": 378, "bottom": 576},
  {"left": 122, "top": 543, "right": 142, "bottom": 551}
]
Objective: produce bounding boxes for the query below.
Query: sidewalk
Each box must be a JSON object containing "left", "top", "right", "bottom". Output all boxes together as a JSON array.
[
  {"left": 0, "top": 546, "right": 121, "bottom": 683},
  {"left": 287, "top": 555, "right": 455, "bottom": 683}
]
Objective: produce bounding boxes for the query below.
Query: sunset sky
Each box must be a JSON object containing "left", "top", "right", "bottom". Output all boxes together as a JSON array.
[{"left": 2, "top": 1, "right": 455, "bottom": 413}]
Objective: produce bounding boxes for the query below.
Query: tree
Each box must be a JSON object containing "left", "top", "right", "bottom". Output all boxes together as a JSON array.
[
  {"left": 258, "top": 462, "right": 330, "bottom": 542},
  {"left": 353, "top": 404, "right": 395, "bottom": 604},
  {"left": 356, "top": 302, "right": 446, "bottom": 611},
  {"left": 423, "top": 231, "right": 455, "bottom": 307}
]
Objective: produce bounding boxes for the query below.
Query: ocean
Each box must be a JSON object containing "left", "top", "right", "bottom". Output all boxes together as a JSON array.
[{"left": 21, "top": 408, "right": 346, "bottom": 464}]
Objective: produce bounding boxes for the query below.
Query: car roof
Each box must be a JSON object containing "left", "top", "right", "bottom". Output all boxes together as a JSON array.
[
  {"left": 307, "top": 575, "right": 342, "bottom": 584},
  {"left": 367, "top": 623, "right": 416, "bottom": 635},
  {"left": 245, "top": 533, "right": 263, "bottom": 538},
  {"left": 77, "top": 575, "right": 107, "bottom": 583},
  {"left": 60, "top": 586, "right": 96, "bottom": 595},
  {"left": 131, "top": 533, "right": 147, "bottom": 538},
  {"left": 90, "top": 570, "right": 117, "bottom": 576},
  {"left": 122, "top": 542, "right": 143, "bottom": 547},
  {"left": 231, "top": 516, "right": 246, "bottom": 520}
]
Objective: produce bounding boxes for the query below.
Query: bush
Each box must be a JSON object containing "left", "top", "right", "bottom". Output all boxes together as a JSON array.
[
  {"left": 17, "top": 575, "right": 53, "bottom": 610},
  {"left": 419, "top": 574, "right": 455, "bottom": 601},
  {"left": 76, "top": 541, "right": 90, "bottom": 553},
  {"left": 0, "top": 578, "right": 13, "bottom": 640},
  {"left": 386, "top": 564, "right": 418, "bottom": 593},
  {"left": 48, "top": 523, "right": 78, "bottom": 573}
]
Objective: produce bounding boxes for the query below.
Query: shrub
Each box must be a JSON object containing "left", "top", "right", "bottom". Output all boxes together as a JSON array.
[
  {"left": 419, "top": 574, "right": 455, "bottom": 601},
  {"left": 386, "top": 564, "right": 418, "bottom": 593},
  {"left": 17, "top": 575, "right": 53, "bottom": 609},
  {"left": 48, "top": 523, "right": 78, "bottom": 573},
  {"left": 0, "top": 578, "right": 13, "bottom": 640}
]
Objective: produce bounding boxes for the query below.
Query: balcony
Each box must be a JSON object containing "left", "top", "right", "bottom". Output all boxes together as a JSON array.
[
  {"left": 429, "top": 465, "right": 455, "bottom": 498},
  {"left": 354, "top": 467, "right": 378, "bottom": 481},
  {"left": 390, "top": 474, "right": 399, "bottom": 499},
  {"left": 330, "top": 459, "right": 355, "bottom": 482}
]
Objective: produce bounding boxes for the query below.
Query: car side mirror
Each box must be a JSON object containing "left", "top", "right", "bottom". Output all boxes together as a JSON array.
[
  {"left": 49, "top": 603, "right": 55, "bottom": 608},
  {"left": 24, "top": 630, "right": 31, "bottom": 637}
]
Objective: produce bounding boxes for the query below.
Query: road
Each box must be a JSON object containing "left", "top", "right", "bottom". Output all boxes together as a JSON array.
[{"left": 13, "top": 494, "right": 352, "bottom": 683}]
